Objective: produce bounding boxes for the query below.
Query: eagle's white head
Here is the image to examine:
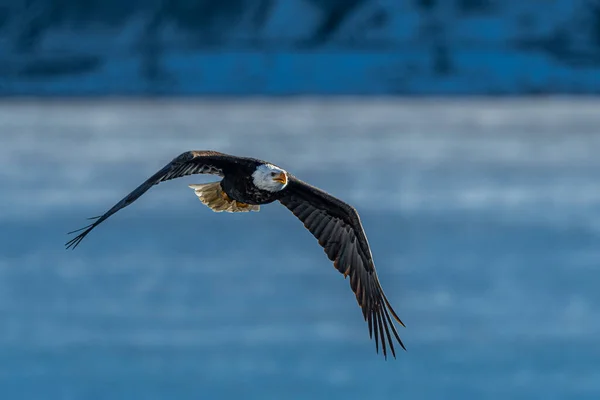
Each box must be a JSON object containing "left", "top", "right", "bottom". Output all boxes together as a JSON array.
[{"left": 252, "top": 163, "right": 288, "bottom": 192}]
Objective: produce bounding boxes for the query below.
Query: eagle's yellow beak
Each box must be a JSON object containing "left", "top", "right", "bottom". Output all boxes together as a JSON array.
[{"left": 273, "top": 172, "right": 287, "bottom": 185}]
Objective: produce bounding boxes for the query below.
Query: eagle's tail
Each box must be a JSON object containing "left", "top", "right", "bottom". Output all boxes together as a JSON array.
[{"left": 188, "top": 182, "right": 260, "bottom": 213}]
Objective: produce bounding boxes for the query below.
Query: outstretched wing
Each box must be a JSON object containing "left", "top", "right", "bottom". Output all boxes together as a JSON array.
[
  {"left": 66, "top": 150, "right": 236, "bottom": 249},
  {"left": 278, "top": 176, "right": 405, "bottom": 359}
]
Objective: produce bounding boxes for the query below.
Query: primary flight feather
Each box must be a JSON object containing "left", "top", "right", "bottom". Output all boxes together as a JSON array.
[{"left": 66, "top": 150, "right": 406, "bottom": 358}]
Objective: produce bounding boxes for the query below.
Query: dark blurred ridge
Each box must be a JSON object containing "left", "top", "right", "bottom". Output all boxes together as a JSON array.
[{"left": 1, "top": 0, "right": 600, "bottom": 95}]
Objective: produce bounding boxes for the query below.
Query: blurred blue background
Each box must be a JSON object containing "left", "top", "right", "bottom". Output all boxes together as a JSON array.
[
  {"left": 1, "top": 0, "right": 600, "bottom": 95},
  {"left": 1, "top": 2, "right": 600, "bottom": 400}
]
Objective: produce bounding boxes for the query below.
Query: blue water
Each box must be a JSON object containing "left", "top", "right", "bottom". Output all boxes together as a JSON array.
[{"left": 1, "top": 98, "right": 599, "bottom": 399}]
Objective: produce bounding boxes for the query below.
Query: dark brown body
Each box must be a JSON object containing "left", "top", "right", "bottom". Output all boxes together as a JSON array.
[{"left": 220, "top": 167, "right": 282, "bottom": 205}]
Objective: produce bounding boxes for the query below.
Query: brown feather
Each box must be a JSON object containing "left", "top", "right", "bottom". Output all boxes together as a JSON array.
[
  {"left": 65, "top": 150, "right": 242, "bottom": 249},
  {"left": 278, "top": 176, "right": 406, "bottom": 358}
]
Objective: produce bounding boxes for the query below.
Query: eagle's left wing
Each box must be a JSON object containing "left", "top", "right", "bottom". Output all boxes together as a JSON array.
[
  {"left": 278, "top": 176, "right": 406, "bottom": 358},
  {"left": 65, "top": 150, "right": 235, "bottom": 249}
]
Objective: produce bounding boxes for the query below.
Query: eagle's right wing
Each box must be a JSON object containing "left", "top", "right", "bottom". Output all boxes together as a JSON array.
[
  {"left": 65, "top": 150, "right": 235, "bottom": 249},
  {"left": 278, "top": 176, "right": 405, "bottom": 359}
]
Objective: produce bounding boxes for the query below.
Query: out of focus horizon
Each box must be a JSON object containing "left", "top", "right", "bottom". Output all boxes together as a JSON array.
[{"left": 1, "top": 0, "right": 600, "bottom": 96}]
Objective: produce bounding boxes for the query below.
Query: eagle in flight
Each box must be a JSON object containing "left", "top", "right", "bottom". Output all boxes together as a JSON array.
[{"left": 66, "top": 150, "right": 406, "bottom": 358}]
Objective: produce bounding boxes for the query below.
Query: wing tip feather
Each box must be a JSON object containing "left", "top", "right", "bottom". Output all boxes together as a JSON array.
[{"left": 65, "top": 216, "right": 104, "bottom": 250}]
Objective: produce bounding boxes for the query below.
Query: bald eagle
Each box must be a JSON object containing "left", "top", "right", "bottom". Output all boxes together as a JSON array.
[{"left": 66, "top": 150, "right": 406, "bottom": 358}]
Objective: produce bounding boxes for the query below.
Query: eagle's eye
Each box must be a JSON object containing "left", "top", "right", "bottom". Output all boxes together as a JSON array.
[{"left": 270, "top": 172, "right": 277, "bottom": 177}]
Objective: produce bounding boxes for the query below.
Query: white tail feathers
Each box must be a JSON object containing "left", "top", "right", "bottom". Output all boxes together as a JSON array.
[{"left": 188, "top": 182, "right": 260, "bottom": 213}]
